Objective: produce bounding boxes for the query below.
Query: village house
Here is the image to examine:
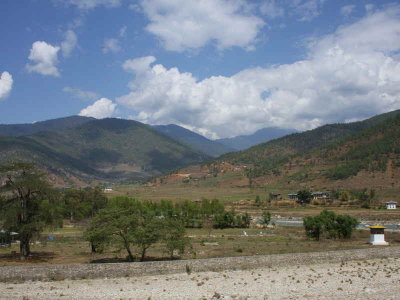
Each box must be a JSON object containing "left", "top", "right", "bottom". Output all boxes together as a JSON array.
[
  {"left": 288, "top": 193, "right": 298, "bottom": 200},
  {"left": 269, "top": 193, "right": 282, "bottom": 200},
  {"left": 385, "top": 201, "right": 397, "bottom": 210},
  {"left": 311, "top": 191, "right": 330, "bottom": 200}
]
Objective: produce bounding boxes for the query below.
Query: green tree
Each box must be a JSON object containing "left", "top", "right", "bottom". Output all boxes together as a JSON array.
[
  {"left": 0, "top": 163, "right": 61, "bottom": 260},
  {"left": 213, "top": 211, "right": 236, "bottom": 229},
  {"left": 335, "top": 215, "right": 359, "bottom": 239},
  {"left": 63, "top": 186, "right": 107, "bottom": 222},
  {"left": 261, "top": 211, "right": 271, "bottom": 226},
  {"left": 303, "top": 215, "right": 324, "bottom": 240},
  {"left": 297, "top": 190, "right": 313, "bottom": 205},
  {"left": 86, "top": 197, "right": 140, "bottom": 261},
  {"left": 133, "top": 212, "right": 164, "bottom": 261},
  {"left": 303, "top": 210, "right": 359, "bottom": 241},
  {"left": 161, "top": 218, "right": 189, "bottom": 259}
]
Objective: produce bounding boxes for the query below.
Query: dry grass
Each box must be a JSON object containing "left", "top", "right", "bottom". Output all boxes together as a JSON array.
[{"left": 1, "top": 225, "right": 399, "bottom": 267}]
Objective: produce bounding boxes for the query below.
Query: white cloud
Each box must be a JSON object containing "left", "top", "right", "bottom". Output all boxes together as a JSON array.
[
  {"left": 117, "top": 6, "right": 400, "bottom": 139},
  {"left": 63, "top": 86, "right": 99, "bottom": 100},
  {"left": 119, "top": 25, "right": 127, "bottom": 37},
  {"left": 260, "top": 0, "right": 284, "bottom": 19},
  {"left": 61, "top": 30, "right": 78, "bottom": 57},
  {"left": 79, "top": 98, "right": 117, "bottom": 118},
  {"left": 0, "top": 72, "right": 13, "bottom": 100},
  {"left": 102, "top": 38, "right": 121, "bottom": 53},
  {"left": 26, "top": 41, "right": 60, "bottom": 77},
  {"left": 140, "top": 0, "right": 265, "bottom": 52},
  {"left": 123, "top": 56, "right": 156, "bottom": 74},
  {"left": 365, "top": 4, "right": 375, "bottom": 14},
  {"left": 340, "top": 4, "right": 356, "bottom": 17},
  {"left": 290, "top": 0, "right": 324, "bottom": 22},
  {"left": 60, "top": 0, "right": 121, "bottom": 9}
]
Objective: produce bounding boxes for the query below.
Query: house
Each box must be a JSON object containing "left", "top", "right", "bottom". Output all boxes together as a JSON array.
[
  {"left": 385, "top": 201, "right": 397, "bottom": 210},
  {"left": 288, "top": 193, "right": 298, "bottom": 200},
  {"left": 312, "top": 191, "right": 330, "bottom": 200},
  {"left": 104, "top": 187, "right": 113, "bottom": 192},
  {"left": 269, "top": 193, "right": 281, "bottom": 200}
]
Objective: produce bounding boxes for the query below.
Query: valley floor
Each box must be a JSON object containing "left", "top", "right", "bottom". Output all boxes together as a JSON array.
[{"left": 1, "top": 256, "right": 399, "bottom": 299}]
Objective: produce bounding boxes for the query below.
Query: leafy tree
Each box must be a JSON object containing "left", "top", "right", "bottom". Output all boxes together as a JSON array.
[
  {"left": 86, "top": 197, "right": 189, "bottom": 261},
  {"left": 213, "top": 211, "right": 236, "bottom": 229},
  {"left": 297, "top": 190, "right": 313, "bottom": 205},
  {"left": 62, "top": 186, "right": 107, "bottom": 222},
  {"left": 303, "top": 216, "right": 324, "bottom": 240},
  {"left": 334, "top": 215, "right": 359, "bottom": 239},
  {"left": 63, "top": 189, "right": 90, "bottom": 222},
  {"left": 84, "top": 186, "right": 108, "bottom": 218},
  {"left": 133, "top": 211, "right": 164, "bottom": 261},
  {"left": 237, "top": 213, "right": 251, "bottom": 228},
  {"left": 303, "top": 210, "right": 359, "bottom": 241},
  {"left": 261, "top": 211, "right": 271, "bottom": 226},
  {"left": 162, "top": 218, "right": 189, "bottom": 259},
  {"left": 0, "top": 163, "right": 61, "bottom": 260},
  {"left": 86, "top": 197, "right": 140, "bottom": 261}
]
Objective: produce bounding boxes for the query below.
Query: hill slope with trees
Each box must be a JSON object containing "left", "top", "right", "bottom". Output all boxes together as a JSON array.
[{"left": 0, "top": 118, "right": 211, "bottom": 185}]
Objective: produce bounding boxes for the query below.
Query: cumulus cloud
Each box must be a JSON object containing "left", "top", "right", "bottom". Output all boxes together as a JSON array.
[
  {"left": 61, "top": 30, "right": 78, "bottom": 57},
  {"left": 63, "top": 86, "right": 99, "bottom": 100},
  {"left": 26, "top": 41, "right": 60, "bottom": 77},
  {"left": 102, "top": 38, "right": 121, "bottom": 53},
  {"left": 59, "top": 0, "right": 121, "bottom": 10},
  {"left": 0, "top": 72, "right": 13, "bottom": 100},
  {"left": 340, "top": 4, "right": 356, "bottom": 17},
  {"left": 79, "top": 98, "right": 117, "bottom": 118},
  {"left": 117, "top": 6, "right": 400, "bottom": 139},
  {"left": 140, "top": 0, "right": 265, "bottom": 52}
]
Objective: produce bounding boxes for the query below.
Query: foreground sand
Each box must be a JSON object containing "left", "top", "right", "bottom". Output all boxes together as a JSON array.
[{"left": 1, "top": 257, "right": 399, "bottom": 299}]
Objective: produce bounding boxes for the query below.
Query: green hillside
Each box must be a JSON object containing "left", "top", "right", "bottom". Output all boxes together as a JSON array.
[
  {"left": 217, "top": 109, "right": 400, "bottom": 179},
  {"left": 0, "top": 118, "right": 211, "bottom": 184},
  {"left": 0, "top": 115, "right": 94, "bottom": 136}
]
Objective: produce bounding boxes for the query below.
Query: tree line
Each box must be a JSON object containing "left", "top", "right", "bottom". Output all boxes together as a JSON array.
[{"left": 0, "top": 163, "right": 251, "bottom": 261}]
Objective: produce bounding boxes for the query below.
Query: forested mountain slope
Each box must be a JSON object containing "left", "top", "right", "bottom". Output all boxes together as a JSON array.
[
  {"left": 153, "top": 124, "right": 233, "bottom": 157},
  {"left": 0, "top": 118, "right": 210, "bottom": 185}
]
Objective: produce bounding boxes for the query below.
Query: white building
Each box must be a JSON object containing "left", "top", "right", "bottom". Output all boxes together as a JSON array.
[
  {"left": 385, "top": 201, "right": 397, "bottom": 210},
  {"left": 369, "top": 226, "right": 389, "bottom": 245}
]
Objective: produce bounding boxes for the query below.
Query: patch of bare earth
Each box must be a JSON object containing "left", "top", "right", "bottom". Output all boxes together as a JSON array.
[{"left": 1, "top": 257, "right": 400, "bottom": 299}]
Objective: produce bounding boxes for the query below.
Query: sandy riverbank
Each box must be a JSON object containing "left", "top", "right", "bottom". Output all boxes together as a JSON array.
[{"left": 1, "top": 256, "right": 399, "bottom": 299}]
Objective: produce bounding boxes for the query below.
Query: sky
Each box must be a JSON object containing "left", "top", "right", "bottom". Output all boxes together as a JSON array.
[{"left": 0, "top": 0, "right": 400, "bottom": 139}]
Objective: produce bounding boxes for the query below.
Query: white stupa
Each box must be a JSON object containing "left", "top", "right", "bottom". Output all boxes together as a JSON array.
[{"left": 369, "top": 225, "right": 389, "bottom": 245}]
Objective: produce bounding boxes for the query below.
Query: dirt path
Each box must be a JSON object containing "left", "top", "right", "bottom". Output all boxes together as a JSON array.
[{"left": 1, "top": 257, "right": 399, "bottom": 299}]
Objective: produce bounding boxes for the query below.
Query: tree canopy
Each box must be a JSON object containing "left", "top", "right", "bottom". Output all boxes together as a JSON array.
[{"left": 0, "top": 163, "right": 61, "bottom": 260}]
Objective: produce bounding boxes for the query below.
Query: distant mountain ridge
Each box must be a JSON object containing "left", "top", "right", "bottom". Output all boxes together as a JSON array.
[
  {"left": 0, "top": 116, "right": 94, "bottom": 137},
  {"left": 153, "top": 124, "right": 233, "bottom": 157},
  {"left": 157, "top": 109, "right": 400, "bottom": 195},
  {"left": 0, "top": 118, "right": 211, "bottom": 185},
  {"left": 216, "top": 127, "right": 297, "bottom": 150}
]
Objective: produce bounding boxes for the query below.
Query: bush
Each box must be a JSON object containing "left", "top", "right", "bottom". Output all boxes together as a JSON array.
[{"left": 303, "top": 210, "right": 359, "bottom": 240}]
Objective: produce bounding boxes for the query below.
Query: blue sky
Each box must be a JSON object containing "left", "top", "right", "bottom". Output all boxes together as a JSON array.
[{"left": 0, "top": 0, "right": 399, "bottom": 139}]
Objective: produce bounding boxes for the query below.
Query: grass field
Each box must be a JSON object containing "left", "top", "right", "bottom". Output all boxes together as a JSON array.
[{"left": 1, "top": 225, "right": 399, "bottom": 267}]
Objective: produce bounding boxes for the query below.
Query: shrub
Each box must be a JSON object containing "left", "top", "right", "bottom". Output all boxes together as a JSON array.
[{"left": 303, "top": 210, "right": 359, "bottom": 240}]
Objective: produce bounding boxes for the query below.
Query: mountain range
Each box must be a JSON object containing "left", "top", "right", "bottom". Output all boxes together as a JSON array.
[
  {"left": 224, "top": 109, "right": 400, "bottom": 190},
  {"left": 0, "top": 118, "right": 211, "bottom": 185},
  {"left": 216, "top": 127, "right": 296, "bottom": 150},
  {"left": 159, "top": 109, "right": 400, "bottom": 194}
]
